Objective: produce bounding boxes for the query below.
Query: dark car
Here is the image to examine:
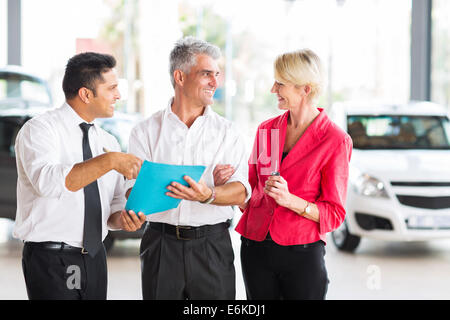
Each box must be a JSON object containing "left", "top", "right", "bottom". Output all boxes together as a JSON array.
[{"left": 0, "top": 65, "right": 145, "bottom": 251}]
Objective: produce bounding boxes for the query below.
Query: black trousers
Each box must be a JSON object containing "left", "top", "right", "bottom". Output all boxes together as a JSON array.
[
  {"left": 22, "top": 242, "right": 107, "bottom": 300},
  {"left": 240, "top": 237, "right": 329, "bottom": 300},
  {"left": 140, "top": 223, "right": 235, "bottom": 300}
]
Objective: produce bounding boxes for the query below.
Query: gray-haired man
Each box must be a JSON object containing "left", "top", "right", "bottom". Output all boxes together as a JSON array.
[{"left": 126, "top": 37, "right": 251, "bottom": 299}]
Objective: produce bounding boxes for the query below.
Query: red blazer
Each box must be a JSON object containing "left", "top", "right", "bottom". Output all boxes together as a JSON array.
[{"left": 235, "top": 109, "right": 352, "bottom": 245}]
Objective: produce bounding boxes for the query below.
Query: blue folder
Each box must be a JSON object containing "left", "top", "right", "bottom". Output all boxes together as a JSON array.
[{"left": 125, "top": 160, "right": 206, "bottom": 215}]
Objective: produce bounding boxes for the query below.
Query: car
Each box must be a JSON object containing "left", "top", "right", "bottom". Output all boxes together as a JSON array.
[
  {"left": 328, "top": 101, "right": 450, "bottom": 252},
  {"left": 96, "top": 112, "right": 146, "bottom": 251},
  {"left": 0, "top": 65, "right": 145, "bottom": 251}
]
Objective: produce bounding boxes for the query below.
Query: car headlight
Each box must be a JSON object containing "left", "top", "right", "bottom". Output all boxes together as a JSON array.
[{"left": 353, "top": 174, "right": 389, "bottom": 198}]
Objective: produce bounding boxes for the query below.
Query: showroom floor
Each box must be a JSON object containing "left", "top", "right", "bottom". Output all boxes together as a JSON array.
[{"left": 1, "top": 218, "right": 450, "bottom": 300}]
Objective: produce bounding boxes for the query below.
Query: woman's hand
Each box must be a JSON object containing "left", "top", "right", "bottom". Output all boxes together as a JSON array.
[
  {"left": 264, "top": 175, "right": 319, "bottom": 222},
  {"left": 264, "top": 175, "right": 294, "bottom": 208},
  {"left": 213, "top": 164, "right": 235, "bottom": 186}
]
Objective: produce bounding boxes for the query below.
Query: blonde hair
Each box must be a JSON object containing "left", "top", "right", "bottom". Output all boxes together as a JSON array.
[{"left": 274, "top": 49, "right": 325, "bottom": 104}]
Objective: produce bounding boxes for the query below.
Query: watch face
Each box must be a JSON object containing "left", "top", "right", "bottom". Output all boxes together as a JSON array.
[{"left": 305, "top": 205, "right": 311, "bottom": 214}]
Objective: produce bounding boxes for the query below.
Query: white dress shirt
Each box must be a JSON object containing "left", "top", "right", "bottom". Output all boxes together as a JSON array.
[
  {"left": 13, "top": 102, "right": 126, "bottom": 247},
  {"left": 126, "top": 99, "right": 251, "bottom": 226}
]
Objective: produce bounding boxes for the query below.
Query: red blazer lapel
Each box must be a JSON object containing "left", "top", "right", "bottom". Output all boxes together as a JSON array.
[{"left": 280, "top": 109, "right": 330, "bottom": 173}]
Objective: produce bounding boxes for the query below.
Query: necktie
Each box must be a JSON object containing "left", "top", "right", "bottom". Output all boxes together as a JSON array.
[{"left": 79, "top": 123, "right": 102, "bottom": 257}]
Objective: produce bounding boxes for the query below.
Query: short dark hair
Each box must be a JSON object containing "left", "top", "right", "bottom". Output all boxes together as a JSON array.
[{"left": 62, "top": 52, "right": 116, "bottom": 100}]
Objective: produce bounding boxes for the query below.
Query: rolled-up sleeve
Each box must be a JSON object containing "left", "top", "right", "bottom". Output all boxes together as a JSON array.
[
  {"left": 316, "top": 135, "right": 353, "bottom": 235},
  {"left": 16, "top": 119, "right": 74, "bottom": 198},
  {"left": 109, "top": 139, "right": 127, "bottom": 215},
  {"left": 126, "top": 123, "right": 151, "bottom": 191}
]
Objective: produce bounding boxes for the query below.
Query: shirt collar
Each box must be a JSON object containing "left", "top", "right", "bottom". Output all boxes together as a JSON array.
[
  {"left": 164, "top": 97, "right": 213, "bottom": 123},
  {"left": 164, "top": 97, "right": 176, "bottom": 121},
  {"left": 62, "top": 102, "right": 100, "bottom": 131}
]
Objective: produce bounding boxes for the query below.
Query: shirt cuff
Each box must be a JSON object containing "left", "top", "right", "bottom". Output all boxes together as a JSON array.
[
  {"left": 227, "top": 175, "right": 252, "bottom": 203},
  {"left": 110, "top": 201, "right": 126, "bottom": 215},
  {"left": 125, "top": 178, "right": 136, "bottom": 192}
]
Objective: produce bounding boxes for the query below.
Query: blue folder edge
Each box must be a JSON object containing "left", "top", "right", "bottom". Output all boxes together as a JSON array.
[{"left": 125, "top": 161, "right": 206, "bottom": 215}]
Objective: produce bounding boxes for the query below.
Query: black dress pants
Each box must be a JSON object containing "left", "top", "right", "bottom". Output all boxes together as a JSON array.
[
  {"left": 22, "top": 242, "right": 107, "bottom": 300},
  {"left": 140, "top": 223, "right": 235, "bottom": 300},
  {"left": 240, "top": 237, "right": 329, "bottom": 300}
]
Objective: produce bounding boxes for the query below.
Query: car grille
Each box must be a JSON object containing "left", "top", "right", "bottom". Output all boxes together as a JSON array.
[{"left": 396, "top": 195, "right": 450, "bottom": 209}]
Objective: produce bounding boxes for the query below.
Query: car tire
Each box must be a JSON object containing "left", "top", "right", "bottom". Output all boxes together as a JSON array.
[
  {"left": 332, "top": 220, "right": 361, "bottom": 252},
  {"left": 103, "top": 233, "right": 116, "bottom": 253}
]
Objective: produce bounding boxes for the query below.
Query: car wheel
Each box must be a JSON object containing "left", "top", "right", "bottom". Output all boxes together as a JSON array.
[
  {"left": 103, "top": 233, "right": 116, "bottom": 253},
  {"left": 332, "top": 220, "right": 361, "bottom": 252}
]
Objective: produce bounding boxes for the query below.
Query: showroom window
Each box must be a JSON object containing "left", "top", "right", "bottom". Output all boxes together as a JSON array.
[
  {"left": 0, "top": 0, "right": 6, "bottom": 66},
  {"left": 10, "top": 0, "right": 414, "bottom": 137},
  {"left": 180, "top": 0, "right": 412, "bottom": 137}
]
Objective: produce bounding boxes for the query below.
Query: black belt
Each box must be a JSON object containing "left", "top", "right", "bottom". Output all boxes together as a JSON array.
[
  {"left": 25, "top": 241, "right": 90, "bottom": 254},
  {"left": 150, "top": 221, "right": 230, "bottom": 240},
  {"left": 243, "top": 236, "right": 324, "bottom": 249}
]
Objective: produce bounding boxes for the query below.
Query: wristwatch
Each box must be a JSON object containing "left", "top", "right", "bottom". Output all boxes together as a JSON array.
[
  {"left": 201, "top": 187, "right": 216, "bottom": 204},
  {"left": 302, "top": 201, "right": 311, "bottom": 216}
]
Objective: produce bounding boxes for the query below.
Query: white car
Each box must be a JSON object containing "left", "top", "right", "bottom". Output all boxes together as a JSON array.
[{"left": 329, "top": 101, "right": 450, "bottom": 252}]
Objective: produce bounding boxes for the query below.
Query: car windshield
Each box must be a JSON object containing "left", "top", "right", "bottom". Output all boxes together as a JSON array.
[
  {"left": 347, "top": 115, "right": 450, "bottom": 149},
  {"left": 0, "top": 72, "right": 51, "bottom": 108}
]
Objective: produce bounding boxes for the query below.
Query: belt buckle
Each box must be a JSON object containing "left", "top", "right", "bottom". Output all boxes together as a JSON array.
[
  {"left": 176, "top": 226, "right": 192, "bottom": 240},
  {"left": 81, "top": 247, "right": 89, "bottom": 255}
]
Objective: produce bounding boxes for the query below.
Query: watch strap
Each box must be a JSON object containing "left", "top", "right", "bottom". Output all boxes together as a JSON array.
[
  {"left": 301, "top": 201, "right": 310, "bottom": 216},
  {"left": 201, "top": 187, "right": 216, "bottom": 204}
]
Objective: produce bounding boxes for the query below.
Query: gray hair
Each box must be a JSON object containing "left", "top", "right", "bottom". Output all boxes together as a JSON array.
[{"left": 169, "top": 36, "right": 221, "bottom": 88}]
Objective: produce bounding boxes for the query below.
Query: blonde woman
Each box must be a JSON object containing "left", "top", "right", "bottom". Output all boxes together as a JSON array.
[{"left": 235, "top": 49, "right": 353, "bottom": 300}]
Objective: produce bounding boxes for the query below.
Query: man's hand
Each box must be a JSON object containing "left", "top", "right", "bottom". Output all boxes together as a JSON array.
[
  {"left": 66, "top": 152, "right": 143, "bottom": 192},
  {"left": 118, "top": 209, "right": 146, "bottom": 232},
  {"left": 110, "top": 152, "right": 143, "bottom": 180},
  {"left": 213, "top": 164, "right": 235, "bottom": 186},
  {"left": 166, "top": 176, "right": 212, "bottom": 202}
]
